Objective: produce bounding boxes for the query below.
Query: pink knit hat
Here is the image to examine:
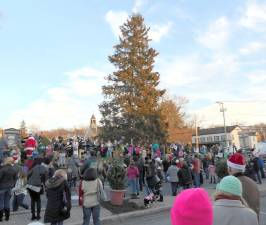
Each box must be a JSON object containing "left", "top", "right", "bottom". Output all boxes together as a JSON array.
[{"left": 170, "top": 188, "right": 213, "bottom": 225}]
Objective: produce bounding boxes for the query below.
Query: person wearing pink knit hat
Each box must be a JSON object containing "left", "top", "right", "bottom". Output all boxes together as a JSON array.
[{"left": 170, "top": 188, "right": 213, "bottom": 225}]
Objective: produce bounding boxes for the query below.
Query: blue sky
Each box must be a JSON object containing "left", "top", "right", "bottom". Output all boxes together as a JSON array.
[{"left": 1, "top": 0, "right": 266, "bottom": 130}]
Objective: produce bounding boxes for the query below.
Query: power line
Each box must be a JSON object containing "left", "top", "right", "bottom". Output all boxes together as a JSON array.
[
  {"left": 218, "top": 100, "right": 266, "bottom": 103},
  {"left": 229, "top": 113, "right": 266, "bottom": 117}
]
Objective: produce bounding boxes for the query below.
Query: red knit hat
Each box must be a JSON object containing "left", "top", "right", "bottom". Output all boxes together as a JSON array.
[{"left": 227, "top": 153, "right": 246, "bottom": 171}]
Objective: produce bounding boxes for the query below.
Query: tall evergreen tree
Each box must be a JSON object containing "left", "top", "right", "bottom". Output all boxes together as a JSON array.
[{"left": 99, "top": 14, "right": 166, "bottom": 144}]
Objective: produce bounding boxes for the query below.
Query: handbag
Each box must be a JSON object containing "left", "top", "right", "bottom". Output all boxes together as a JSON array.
[
  {"left": 78, "top": 180, "right": 84, "bottom": 206},
  {"left": 60, "top": 185, "right": 70, "bottom": 216},
  {"left": 26, "top": 184, "right": 42, "bottom": 193},
  {"left": 60, "top": 206, "right": 68, "bottom": 216},
  {"left": 96, "top": 179, "right": 107, "bottom": 202}
]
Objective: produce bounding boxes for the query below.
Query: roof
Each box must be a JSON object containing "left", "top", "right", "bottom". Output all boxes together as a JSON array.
[
  {"left": 4, "top": 128, "right": 20, "bottom": 131},
  {"left": 239, "top": 131, "right": 257, "bottom": 136},
  {"left": 192, "top": 125, "right": 239, "bottom": 136},
  {"left": 91, "top": 114, "right": 96, "bottom": 120}
]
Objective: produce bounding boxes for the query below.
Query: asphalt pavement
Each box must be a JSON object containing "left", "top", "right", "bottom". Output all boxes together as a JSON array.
[
  {"left": 108, "top": 210, "right": 171, "bottom": 225},
  {"left": 260, "top": 196, "right": 266, "bottom": 225},
  {"left": 4, "top": 178, "right": 266, "bottom": 225},
  {"left": 107, "top": 196, "right": 266, "bottom": 225}
]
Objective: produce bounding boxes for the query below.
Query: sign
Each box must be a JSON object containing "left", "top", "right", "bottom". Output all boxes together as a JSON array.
[{"left": 4, "top": 128, "right": 21, "bottom": 147}]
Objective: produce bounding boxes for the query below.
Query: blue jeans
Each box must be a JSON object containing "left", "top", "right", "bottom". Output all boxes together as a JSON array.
[
  {"left": 128, "top": 179, "right": 137, "bottom": 194},
  {"left": 144, "top": 183, "right": 151, "bottom": 195},
  {"left": 170, "top": 182, "right": 178, "bottom": 196},
  {"left": 83, "top": 205, "right": 100, "bottom": 225},
  {"left": 203, "top": 168, "right": 209, "bottom": 179},
  {"left": 12, "top": 193, "right": 29, "bottom": 211},
  {"left": 136, "top": 178, "right": 140, "bottom": 194},
  {"left": 0, "top": 189, "right": 12, "bottom": 210},
  {"left": 193, "top": 172, "right": 200, "bottom": 188},
  {"left": 255, "top": 171, "right": 262, "bottom": 184}
]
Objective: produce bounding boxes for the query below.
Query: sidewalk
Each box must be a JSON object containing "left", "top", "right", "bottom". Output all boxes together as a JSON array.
[{"left": 3, "top": 180, "right": 266, "bottom": 225}]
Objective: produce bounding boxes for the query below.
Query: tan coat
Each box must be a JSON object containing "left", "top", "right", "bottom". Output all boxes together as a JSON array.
[
  {"left": 213, "top": 199, "right": 258, "bottom": 225},
  {"left": 82, "top": 179, "right": 105, "bottom": 208},
  {"left": 236, "top": 174, "right": 260, "bottom": 217}
]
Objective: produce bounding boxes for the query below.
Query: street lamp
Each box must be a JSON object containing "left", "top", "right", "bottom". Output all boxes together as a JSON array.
[{"left": 216, "top": 101, "right": 229, "bottom": 148}]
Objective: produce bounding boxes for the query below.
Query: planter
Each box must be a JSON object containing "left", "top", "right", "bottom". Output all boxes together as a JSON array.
[{"left": 110, "top": 189, "right": 125, "bottom": 206}]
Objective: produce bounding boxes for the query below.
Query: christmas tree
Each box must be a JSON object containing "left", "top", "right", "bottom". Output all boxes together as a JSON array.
[{"left": 99, "top": 14, "right": 166, "bottom": 144}]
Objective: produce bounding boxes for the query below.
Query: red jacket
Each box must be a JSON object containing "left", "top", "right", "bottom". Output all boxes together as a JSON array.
[
  {"left": 192, "top": 158, "right": 201, "bottom": 174},
  {"left": 24, "top": 137, "right": 37, "bottom": 157},
  {"left": 25, "top": 137, "right": 37, "bottom": 150}
]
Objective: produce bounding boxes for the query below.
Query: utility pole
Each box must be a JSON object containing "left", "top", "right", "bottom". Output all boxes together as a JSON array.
[
  {"left": 195, "top": 117, "right": 199, "bottom": 153},
  {"left": 216, "top": 101, "right": 228, "bottom": 148}
]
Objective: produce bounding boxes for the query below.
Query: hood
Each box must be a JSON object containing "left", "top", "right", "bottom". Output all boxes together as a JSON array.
[
  {"left": 46, "top": 176, "right": 65, "bottom": 189},
  {"left": 83, "top": 168, "right": 97, "bottom": 181}
]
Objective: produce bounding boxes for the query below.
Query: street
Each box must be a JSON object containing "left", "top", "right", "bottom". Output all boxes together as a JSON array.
[
  {"left": 4, "top": 178, "right": 266, "bottom": 225},
  {"left": 260, "top": 197, "right": 266, "bottom": 225},
  {"left": 108, "top": 210, "right": 171, "bottom": 225}
]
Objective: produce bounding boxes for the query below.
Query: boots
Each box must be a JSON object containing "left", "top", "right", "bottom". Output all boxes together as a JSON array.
[
  {"left": 31, "top": 214, "right": 36, "bottom": 221},
  {"left": 31, "top": 200, "right": 36, "bottom": 220},
  {"left": 0, "top": 210, "right": 3, "bottom": 222},
  {"left": 36, "top": 200, "right": 41, "bottom": 220},
  {"left": 4, "top": 209, "right": 10, "bottom": 221}
]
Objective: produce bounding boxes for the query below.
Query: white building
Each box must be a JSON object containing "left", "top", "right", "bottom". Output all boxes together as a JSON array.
[
  {"left": 239, "top": 131, "right": 257, "bottom": 149},
  {"left": 192, "top": 125, "right": 242, "bottom": 149}
]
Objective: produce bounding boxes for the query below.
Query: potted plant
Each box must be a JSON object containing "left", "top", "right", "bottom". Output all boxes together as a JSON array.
[{"left": 107, "top": 159, "right": 126, "bottom": 205}]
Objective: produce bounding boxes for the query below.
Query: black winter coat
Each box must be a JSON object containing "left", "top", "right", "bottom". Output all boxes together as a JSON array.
[
  {"left": 252, "top": 158, "right": 260, "bottom": 172},
  {"left": 44, "top": 176, "right": 71, "bottom": 223},
  {"left": 178, "top": 165, "right": 192, "bottom": 186},
  {"left": 0, "top": 164, "right": 17, "bottom": 190}
]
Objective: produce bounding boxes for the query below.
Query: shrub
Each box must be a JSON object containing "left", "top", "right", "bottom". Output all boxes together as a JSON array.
[{"left": 107, "top": 159, "right": 126, "bottom": 190}]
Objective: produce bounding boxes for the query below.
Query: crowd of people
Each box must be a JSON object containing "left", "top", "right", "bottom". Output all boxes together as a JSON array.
[{"left": 0, "top": 134, "right": 265, "bottom": 225}]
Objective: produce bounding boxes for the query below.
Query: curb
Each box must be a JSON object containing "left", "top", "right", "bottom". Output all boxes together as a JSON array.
[
  {"left": 68, "top": 205, "right": 172, "bottom": 225},
  {"left": 10, "top": 187, "right": 266, "bottom": 218},
  {"left": 102, "top": 205, "right": 171, "bottom": 225}
]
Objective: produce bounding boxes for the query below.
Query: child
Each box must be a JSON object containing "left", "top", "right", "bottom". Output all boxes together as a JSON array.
[
  {"left": 12, "top": 171, "right": 29, "bottom": 211},
  {"left": 127, "top": 162, "right": 140, "bottom": 198},
  {"left": 208, "top": 163, "right": 216, "bottom": 184},
  {"left": 59, "top": 151, "right": 66, "bottom": 167}
]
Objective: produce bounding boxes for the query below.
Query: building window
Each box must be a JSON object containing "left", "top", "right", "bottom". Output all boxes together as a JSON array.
[
  {"left": 214, "top": 136, "right": 219, "bottom": 142},
  {"left": 193, "top": 137, "right": 200, "bottom": 143},
  {"left": 200, "top": 137, "right": 205, "bottom": 143},
  {"left": 207, "top": 136, "right": 213, "bottom": 142},
  {"left": 221, "top": 135, "right": 226, "bottom": 141}
]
